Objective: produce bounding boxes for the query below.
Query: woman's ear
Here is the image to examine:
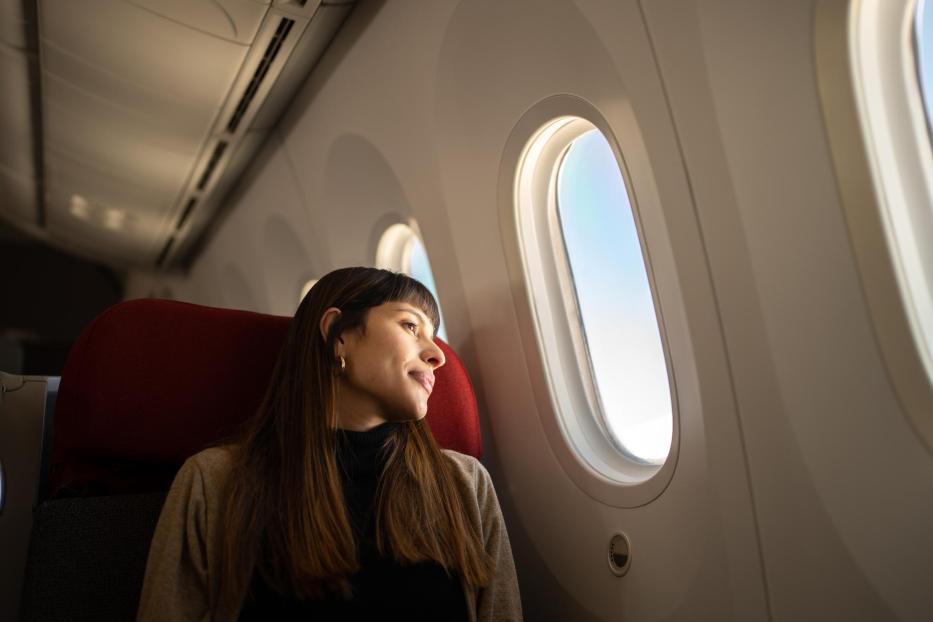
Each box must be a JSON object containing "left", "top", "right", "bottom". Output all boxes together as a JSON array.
[{"left": 319, "top": 307, "right": 343, "bottom": 345}]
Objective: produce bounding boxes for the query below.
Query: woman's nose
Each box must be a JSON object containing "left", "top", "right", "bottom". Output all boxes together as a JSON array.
[{"left": 425, "top": 339, "right": 446, "bottom": 369}]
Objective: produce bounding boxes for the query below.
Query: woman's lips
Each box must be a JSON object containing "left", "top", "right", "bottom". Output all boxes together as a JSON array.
[{"left": 410, "top": 371, "right": 435, "bottom": 394}]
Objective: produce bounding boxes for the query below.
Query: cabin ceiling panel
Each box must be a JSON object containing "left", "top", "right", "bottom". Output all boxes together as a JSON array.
[
  {"left": 42, "top": 75, "right": 204, "bottom": 166},
  {"left": 45, "top": 190, "right": 165, "bottom": 258},
  {"left": 40, "top": 0, "right": 253, "bottom": 104},
  {"left": 46, "top": 211, "right": 163, "bottom": 254},
  {"left": 46, "top": 213, "right": 154, "bottom": 258},
  {"left": 0, "top": 0, "right": 30, "bottom": 50},
  {"left": 39, "top": 41, "right": 221, "bottom": 138},
  {"left": 45, "top": 224, "right": 153, "bottom": 266},
  {"left": 43, "top": 117, "right": 191, "bottom": 216},
  {"left": 0, "top": 38, "right": 37, "bottom": 230},
  {"left": 0, "top": 168, "right": 38, "bottom": 226},
  {"left": 0, "top": 0, "right": 353, "bottom": 267},
  {"left": 0, "top": 46, "right": 35, "bottom": 177},
  {"left": 45, "top": 152, "right": 175, "bottom": 224},
  {"left": 36, "top": 0, "right": 265, "bottom": 264},
  {"left": 38, "top": 0, "right": 254, "bottom": 177},
  {"left": 127, "top": 0, "right": 272, "bottom": 45}
]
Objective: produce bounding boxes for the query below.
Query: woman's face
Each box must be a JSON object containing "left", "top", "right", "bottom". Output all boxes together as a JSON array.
[{"left": 330, "top": 300, "right": 446, "bottom": 430}]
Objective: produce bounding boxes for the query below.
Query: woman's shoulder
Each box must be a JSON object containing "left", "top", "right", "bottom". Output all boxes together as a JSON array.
[
  {"left": 188, "top": 444, "right": 234, "bottom": 466},
  {"left": 175, "top": 445, "right": 236, "bottom": 490},
  {"left": 441, "top": 449, "right": 493, "bottom": 492},
  {"left": 441, "top": 448, "right": 481, "bottom": 472},
  {"left": 440, "top": 450, "right": 507, "bottom": 538}
]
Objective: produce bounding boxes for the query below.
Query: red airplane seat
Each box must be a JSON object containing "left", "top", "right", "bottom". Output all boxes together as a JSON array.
[
  {"left": 21, "top": 298, "right": 482, "bottom": 621},
  {"left": 50, "top": 298, "right": 482, "bottom": 496}
]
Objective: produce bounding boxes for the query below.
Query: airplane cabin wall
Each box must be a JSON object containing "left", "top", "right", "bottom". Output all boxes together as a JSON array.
[
  {"left": 640, "top": 1, "right": 933, "bottom": 619},
  {"left": 123, "top": 0, "right": 933, "bottom": 619}
]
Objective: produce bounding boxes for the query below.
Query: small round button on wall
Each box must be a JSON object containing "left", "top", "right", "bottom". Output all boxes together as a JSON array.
[{"left": 608, "top": 532, "right": 631, "bottom": 577}]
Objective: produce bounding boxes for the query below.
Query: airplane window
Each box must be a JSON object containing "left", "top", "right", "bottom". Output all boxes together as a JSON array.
[
  {"left": 556, "top": 129, "right": 673, "bottom": 464},
  {"left": 817, "top": 0, "right": 933, "bottom": 452},
  {"left": 299, "top": 279, "right": 318, "bottom": 306},
  {"left": 906, "top": 0, "right": 933, "bottom": 386},
  {"left": 918, "top": 0, "right": 933, "bottom": 125},
  {"left": 376, "top": 224, "right": 448, "bottom": 341},
  {"left": 509, "top": 106, "right": 680, "bottom": 496}
]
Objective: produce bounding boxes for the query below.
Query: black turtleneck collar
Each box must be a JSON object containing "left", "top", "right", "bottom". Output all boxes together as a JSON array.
[
  {"left": 336, "top": 421, "right": 397, "bottom": 477},
  {"left": 337, "top": 420, "right": 396, "bottom": 447}
]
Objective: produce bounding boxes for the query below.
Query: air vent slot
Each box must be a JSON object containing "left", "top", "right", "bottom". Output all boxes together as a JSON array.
[
  {"left": 196, "top": 141, "right": 228, "bottom": 191},
  {"left": 227, "top": 17, "right": 295, "bottom": 133},
  {"left": 156, "top": 236, "right": 175, "bottom": 267},
  {"left": 176, "top": 198, "right": 197, "bottom": 231}
]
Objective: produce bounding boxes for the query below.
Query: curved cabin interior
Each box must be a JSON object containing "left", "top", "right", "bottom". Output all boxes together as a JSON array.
[{"left": 2, "top": 1, "right": 933, "bottom": 620}]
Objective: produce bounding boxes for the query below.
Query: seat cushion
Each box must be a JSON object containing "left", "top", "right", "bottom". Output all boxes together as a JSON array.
[{"left": 20, "top": 492, "right": 168, "bottom": 622}]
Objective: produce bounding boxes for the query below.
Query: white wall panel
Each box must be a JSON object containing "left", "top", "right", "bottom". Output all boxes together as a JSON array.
[
  {"left": 642, "top": 1, "right": 933, "bottom": 619},
  {"left": 262, "top": 213, "right": 314, "bottom": 316},
  {"left": 118, "top": 0, "right": 933, "bottom": 619}
]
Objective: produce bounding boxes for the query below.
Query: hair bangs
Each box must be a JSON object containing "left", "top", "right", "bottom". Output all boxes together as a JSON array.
[
  {"left": 324, "top": 269, "right": 441, "bottom": 339},
  {"left": 385, "top": 273, "right": 441, "bottom": 337}
]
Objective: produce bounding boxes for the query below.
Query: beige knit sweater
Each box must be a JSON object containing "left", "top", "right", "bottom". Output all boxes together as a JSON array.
[{"left": 137, "top": 446, "right": 522, "bottom": 621}]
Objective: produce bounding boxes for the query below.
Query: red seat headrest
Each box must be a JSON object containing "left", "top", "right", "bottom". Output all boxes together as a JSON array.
[{"left": 51, "top": 299, "right": 481, "bottom": 496}]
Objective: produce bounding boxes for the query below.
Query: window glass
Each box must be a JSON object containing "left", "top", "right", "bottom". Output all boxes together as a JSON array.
[
  {"left": 917, "top": 0, "right": 933, "bottom": 127},
  {"left": 909, "top": 0, "right": 933, "bottom": 383},
  {"left": 556, "top": 129, "right": 672, "bottom": 463}
]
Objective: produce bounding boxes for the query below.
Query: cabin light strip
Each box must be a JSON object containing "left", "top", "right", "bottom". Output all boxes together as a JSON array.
[
  {"left": 160, "top": 16, "right": 296, "bottom": 270},
  {"left": 175, "top": 198, "right": 198, "bottom": 231},
  {"left": 196, "top": 141, "right": 228, "bottom": 191},
  {"left": 226, "top": 17, "right": 295, "bottom": 133},
  {"left": 156, "top": 236, "right": 175, "bottom": 267},
  {"left": 160, "top": 2, "right": 358, "bottom": 270}
]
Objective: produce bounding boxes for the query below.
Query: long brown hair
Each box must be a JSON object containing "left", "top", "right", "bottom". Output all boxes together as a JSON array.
[{"left": 218, "top": 267, "right": 491, "bottom": 611}]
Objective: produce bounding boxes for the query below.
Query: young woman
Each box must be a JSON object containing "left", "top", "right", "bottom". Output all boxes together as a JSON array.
[{"left": 137, "top": 267, "right": 522, "bottom": 621}]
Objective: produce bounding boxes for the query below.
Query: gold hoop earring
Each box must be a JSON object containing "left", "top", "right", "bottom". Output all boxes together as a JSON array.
[{"left": 339, "top": 355, "right": 347, "bottom": 375}]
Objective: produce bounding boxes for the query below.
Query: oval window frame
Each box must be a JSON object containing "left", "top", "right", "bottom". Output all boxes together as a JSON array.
[
  {"left": 299, "top": 278, "right": 318, "bottom": 307},
  {"left": 816, "top": 0, "right": 933, "bottom": 455},
  {"left": 498, "top": 95, "right": 681, "bottom": 507},
  {"left": 376, "top": 223, "right": 419, "bottom": 274}
]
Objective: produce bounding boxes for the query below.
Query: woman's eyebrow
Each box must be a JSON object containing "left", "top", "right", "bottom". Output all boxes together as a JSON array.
[
  {"left": 393, "top": 306, "right": 435, "bottom": 336},
  {"left": 393, "top": 306, "right": 428, "bottom": 324}
]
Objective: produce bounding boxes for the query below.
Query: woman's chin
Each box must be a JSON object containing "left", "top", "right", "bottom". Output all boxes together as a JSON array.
[
  {"left": 405, "top": 396, "right": 430, "bottom": 420},
  {"left": 385, "top": 404, "right": 428, "bottom": 423},
  {"left": 404, "top": 408, "right": 429, "bottom": 422}
]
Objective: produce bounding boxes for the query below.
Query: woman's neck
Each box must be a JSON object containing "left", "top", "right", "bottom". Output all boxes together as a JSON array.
[
  {"left": 334, "top": 384, "right": 389, "bottom": 431},
  {"left": 336, "top": 410, "right": 388, "bottom": 432}
]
